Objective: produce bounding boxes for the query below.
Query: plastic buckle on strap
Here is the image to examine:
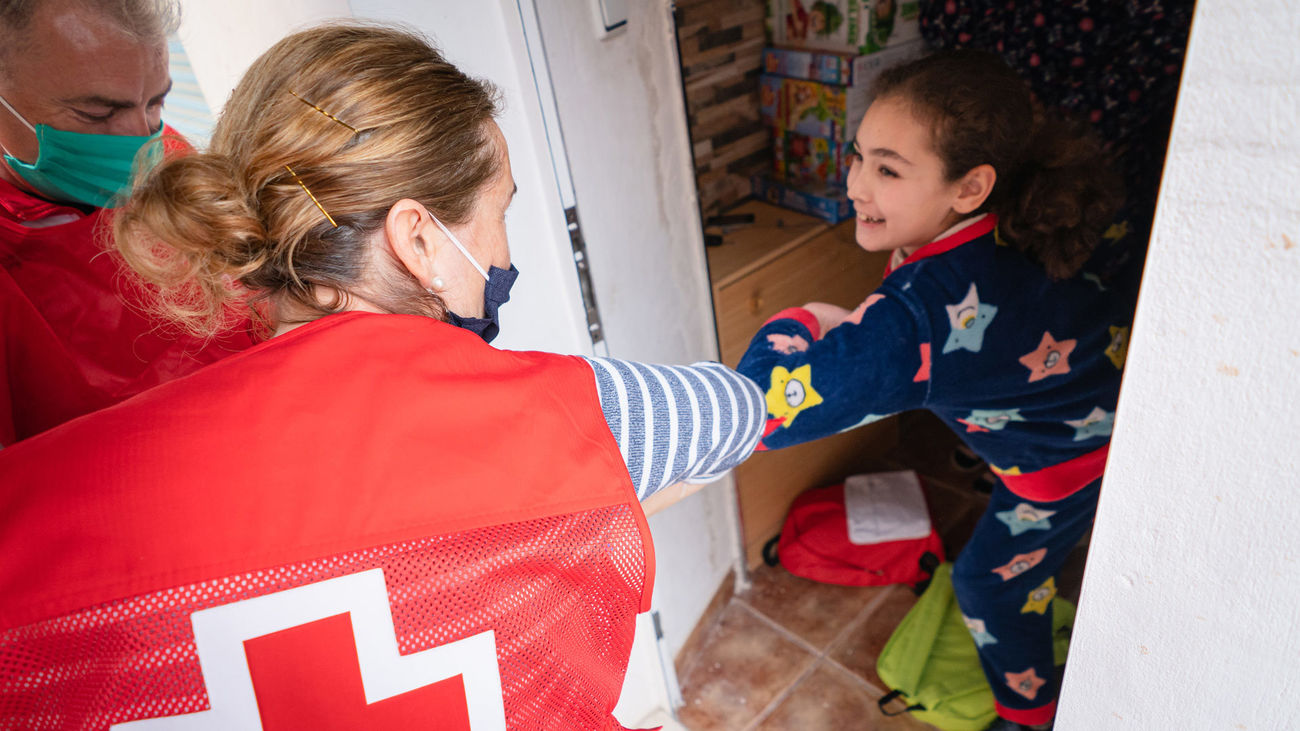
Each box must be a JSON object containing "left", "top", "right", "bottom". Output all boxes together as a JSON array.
[{"left": 877, "top": 689, "right": 924, "bottom": 717}]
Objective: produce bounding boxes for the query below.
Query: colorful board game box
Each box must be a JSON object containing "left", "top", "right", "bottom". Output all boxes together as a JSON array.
[
  {"left": 766, "top": 0, "right": 921, "bottom": 56},
  {"left": 751, "top": 173, "right": 853, "bottom": 224},
  {"left": 759, "top": 41, "right": 925, "bottom": 186},
  {"left": 762, "top": 46, "right": 856, "bottom": 85},
  {"left": 772, "top": 129, "right": 852, "bottom": 187},
  {"left": 760, "top": 74, "right": 855, "bottom": 140},
  {"left": 762, "top": 42, "right": 925, "bottom": 85},
  {"left": 759, "top": 41, "right": 925, "bottom": 141}
]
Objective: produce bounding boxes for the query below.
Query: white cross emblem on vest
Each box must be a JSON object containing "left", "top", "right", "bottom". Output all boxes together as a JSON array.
[{"left": 111, "top": 568, "right": 507, "bottom": 730}]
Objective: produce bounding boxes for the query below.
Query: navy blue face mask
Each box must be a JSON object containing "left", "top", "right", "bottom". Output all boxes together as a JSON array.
[
  {"left": 425, "top": 210, "right": 517, "bottom": 343},
  {"left": 445, "top": 264, "right": 518, "bottom": 343}
]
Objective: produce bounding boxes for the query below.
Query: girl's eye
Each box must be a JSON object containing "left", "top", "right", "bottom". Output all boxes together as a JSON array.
[{"left": 878, "top": 165, "right": 898, "bottom": 178}]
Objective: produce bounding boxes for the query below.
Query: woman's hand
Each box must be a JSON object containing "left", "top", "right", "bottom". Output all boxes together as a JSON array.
[{"left": 802, "top": 302, "right": 852, "bottom": 336}]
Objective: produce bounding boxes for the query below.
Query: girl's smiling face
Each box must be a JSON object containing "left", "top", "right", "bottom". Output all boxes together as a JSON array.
[{"left": 846, "top": 96, "right": 981, "bottom": 257}]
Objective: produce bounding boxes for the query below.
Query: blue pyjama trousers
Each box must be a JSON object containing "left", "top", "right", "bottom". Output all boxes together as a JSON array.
[{"left": 951, "top": 477, "right": 1101, "bottom": 725}]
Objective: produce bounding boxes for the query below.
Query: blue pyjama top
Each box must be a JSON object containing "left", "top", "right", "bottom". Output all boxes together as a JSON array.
[{"left": 736, "top": 213, "right": 1143, "bottom": 501}]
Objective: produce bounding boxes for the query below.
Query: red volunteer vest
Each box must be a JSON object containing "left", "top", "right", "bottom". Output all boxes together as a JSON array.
[
  {"left": 0, "top": 133, "right": 256, "bottom": 444},
  {"left": 0, "top": 312, "right": 654, "bottom": 730}
]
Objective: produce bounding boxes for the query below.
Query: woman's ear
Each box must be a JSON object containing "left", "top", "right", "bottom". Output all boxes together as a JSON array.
[
  {"left": 953, "top": 163, "right": 997, "bottom": 214},
  {"left": 384, "top": 198, "right": 435, "bottom": 287}
]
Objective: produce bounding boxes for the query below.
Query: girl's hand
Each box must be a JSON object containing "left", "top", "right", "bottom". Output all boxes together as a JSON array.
[{"left": 802, "top": 302, "right": 852, "bottom": 336}]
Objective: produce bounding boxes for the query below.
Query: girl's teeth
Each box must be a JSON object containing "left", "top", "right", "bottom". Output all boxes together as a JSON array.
[{"left": 858, "top": 214, "right": 883, "bottom": 223}]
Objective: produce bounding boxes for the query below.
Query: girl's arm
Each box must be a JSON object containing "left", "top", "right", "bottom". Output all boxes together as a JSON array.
[
  {"left": 736, "top": 290, "right": 931, "bottom": 451},
  {"left": 581, "top": 358, "right": 766, "bottom": 504}
]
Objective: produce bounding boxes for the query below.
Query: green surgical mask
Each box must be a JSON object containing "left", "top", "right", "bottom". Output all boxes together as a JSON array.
[{"left": 0, "top": 93, "right": 162, "bottom": 208}]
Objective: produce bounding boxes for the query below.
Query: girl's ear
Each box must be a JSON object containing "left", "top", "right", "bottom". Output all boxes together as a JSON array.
[
  {"left": 953, "top": 163, "right": 997, "bottom": 214},
  {"left": 384, "top": 198, "right": 436, "bottom": 287}
]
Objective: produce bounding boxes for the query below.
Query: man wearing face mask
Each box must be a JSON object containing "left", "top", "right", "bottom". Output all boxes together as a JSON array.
[{"left": 0, "top": 0, "right": 254, "bottom": 444}]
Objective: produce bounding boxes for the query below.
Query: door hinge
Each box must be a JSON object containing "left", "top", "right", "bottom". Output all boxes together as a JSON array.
[{"left": 566, "top": 205, "right": 606, "bottom": 350}]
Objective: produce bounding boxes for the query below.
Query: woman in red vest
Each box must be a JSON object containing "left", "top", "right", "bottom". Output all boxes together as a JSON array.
[{"left": 0, "top": 23, "right": 764, "bottom": 730}]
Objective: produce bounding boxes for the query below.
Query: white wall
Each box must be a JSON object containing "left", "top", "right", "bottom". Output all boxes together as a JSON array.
[
  {"left": 1057, "top": 4, "right": 1300, "bottom": 729},
  {"left": 177, "top": 1, "right": 353, "bottom": 115}
]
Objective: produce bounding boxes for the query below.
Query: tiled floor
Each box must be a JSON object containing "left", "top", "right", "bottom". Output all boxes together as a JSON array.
[{"left": 675, "top": 412, "right": 1088, "bottom": 730}]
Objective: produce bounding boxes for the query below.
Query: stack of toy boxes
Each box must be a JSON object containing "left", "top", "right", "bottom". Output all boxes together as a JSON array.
[
  {"left": 754, "top": 1, "right": 924, "bottom": 223},
  {"left": 766, "top": 0, "right": 923, "bottom": 56}
]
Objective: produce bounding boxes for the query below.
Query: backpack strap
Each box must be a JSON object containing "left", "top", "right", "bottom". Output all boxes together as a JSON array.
[
  {"left": 912, "top": 550, "right": 942, "bottom": 594},
  {"left": 762, "top": 534, "right": 781, "bottom": 567},
  {"left": 877, "top": 689, "right": 925, "bottom": 716}
]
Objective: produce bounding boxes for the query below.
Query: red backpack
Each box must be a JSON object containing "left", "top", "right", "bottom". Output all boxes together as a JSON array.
[{"left": 765, "top": 471, "right": 944, "bottom": 587}]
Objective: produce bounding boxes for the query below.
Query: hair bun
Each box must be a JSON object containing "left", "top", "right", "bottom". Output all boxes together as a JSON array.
[{"left": 114, "top": 150, "right": 270, "bottom": 337}]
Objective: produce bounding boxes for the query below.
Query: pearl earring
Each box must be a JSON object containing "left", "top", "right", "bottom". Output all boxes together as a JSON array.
[{"left": 430, "top": 276, "right": 445, "bottom": 290}]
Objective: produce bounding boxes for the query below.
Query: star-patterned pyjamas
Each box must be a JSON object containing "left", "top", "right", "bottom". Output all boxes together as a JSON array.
[
  {"left": 953, "top": 477, "right": 1100, "bottom": 723},
  {"left": 737, "top": 213, "right": 1143, "bottom": 726}
]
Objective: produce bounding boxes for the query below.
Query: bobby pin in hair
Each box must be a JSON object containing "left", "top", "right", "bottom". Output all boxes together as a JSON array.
[
  {"left": 287, "top": 90, "right": 358, "bottom": 134},
  {"left": 284, "top": 165, "right": 337, "bottom": 228}
]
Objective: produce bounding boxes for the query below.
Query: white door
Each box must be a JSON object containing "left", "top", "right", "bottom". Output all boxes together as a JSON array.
[{"left": 345, "top": 0, "right": 597, "bottom": 356}]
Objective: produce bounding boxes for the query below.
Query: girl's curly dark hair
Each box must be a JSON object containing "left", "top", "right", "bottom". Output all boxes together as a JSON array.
[{"left": 874, "top": 50, "right": 1122, "bottom": 279}]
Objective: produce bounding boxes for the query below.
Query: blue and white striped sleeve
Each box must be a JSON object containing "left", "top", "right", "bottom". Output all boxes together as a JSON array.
[{"left": 581, "top": 358, "right": 766, "bottom": 501}]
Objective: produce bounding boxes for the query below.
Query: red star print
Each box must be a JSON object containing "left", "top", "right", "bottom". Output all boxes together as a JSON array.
[
  {"left": 766, "top": 333, "right": 810, "bottom": 354},
  {"left": 1005, "top": 667, "right": 1047, "bottom": 700},
  {"left": 1019, "top": 332, "right": 1077, "bottom": 382},
  {"left": 913, "top": 343, "right": 932, "bottom": 383},
  {"left": 845, "top": 294, "right": 884, "bottom": 325},
  {"left": 992, "top": 548, "right": 1048, "bottom": 581},
  {"left": 755, "top": 417, "right": 787, "bottom": 451}
]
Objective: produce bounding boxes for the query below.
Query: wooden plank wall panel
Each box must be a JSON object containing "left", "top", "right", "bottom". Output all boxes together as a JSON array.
[{"left": 676, "top": 0, "right": 769, "bottom": 218}]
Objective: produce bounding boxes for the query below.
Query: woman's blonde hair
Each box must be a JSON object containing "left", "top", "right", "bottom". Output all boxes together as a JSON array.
[{"left": 115, "top": 22, "right": 502, "bottom": 337}]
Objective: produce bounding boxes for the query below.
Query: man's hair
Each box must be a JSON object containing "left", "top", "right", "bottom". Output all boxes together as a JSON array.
[{"left": 0, "top": 0, "right": 181, "bottom": 74}]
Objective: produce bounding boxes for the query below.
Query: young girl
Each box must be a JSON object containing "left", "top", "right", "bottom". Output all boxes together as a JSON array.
[{"left": 737, "top": 51, "right": 1142, "bottom": 730}]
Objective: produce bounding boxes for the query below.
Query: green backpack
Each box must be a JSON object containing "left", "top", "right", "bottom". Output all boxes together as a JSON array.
[{"left": 875, "top": 562, "right": 1074, "bottom": 731}]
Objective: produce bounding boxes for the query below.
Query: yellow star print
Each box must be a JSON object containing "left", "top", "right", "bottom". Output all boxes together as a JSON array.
[
  {"left": 1104, "top": 221, "right": 1129, "bottom": 243},
  {"left": 765, "top": 364, "right": 824, "bottom": 426},
  {"left": 1021, "top": 576, "right": 1057, "bottom": 615},
  {"left": 1105, "top": 326, "right": 1130, "bottom": 369},
  {"left": 991, "top": 465, "right": 1022, "bottom": 476}
]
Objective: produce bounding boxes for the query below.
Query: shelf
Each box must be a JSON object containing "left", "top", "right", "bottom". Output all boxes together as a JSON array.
[{"left": 705, "top": 201, "right": 832, "bottom": 290}]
